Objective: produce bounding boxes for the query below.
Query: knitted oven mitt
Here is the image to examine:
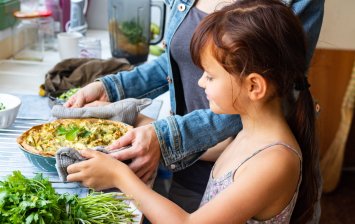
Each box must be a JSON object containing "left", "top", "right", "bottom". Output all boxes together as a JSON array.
[
  {"left": 55, "top": 146, "right": 130, "bottom": 182},
  {"left": 51, "top": 98, "right": 152, "bottom": 126}
]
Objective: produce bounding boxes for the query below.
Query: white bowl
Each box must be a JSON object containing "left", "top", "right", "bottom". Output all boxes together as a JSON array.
[{"left": 0, "top": 94, "right": 22, "bottom": 129}]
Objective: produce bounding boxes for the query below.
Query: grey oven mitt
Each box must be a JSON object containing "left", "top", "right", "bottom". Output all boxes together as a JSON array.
[
  {"left": 51, "top": 98, "right": 152, "bottom": 126},
  {"left": 55, "top": 146, "right": 130, "bottom": 182}
]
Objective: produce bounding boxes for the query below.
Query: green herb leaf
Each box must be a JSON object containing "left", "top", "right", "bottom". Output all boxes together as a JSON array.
[
  {"left": 25, "top": 213, "right": 34, "bottom": 224},
  {"left": 120, "top": 20, "right": 145, "bottom": 44},
  {"left": 57, "top": 125, "right": 85, "bottom": 141},
  {"left": 57, "top": 126, "right": 68, "bottom": 135},
  {"left": 0, "top": 171, "right": 135, "bottom": 223},
  {"left": 58, "top": 88, "right": 80, "bottom": 101},
  {"left": 65, "top": 127, "right": 79, "bottom": 141}
]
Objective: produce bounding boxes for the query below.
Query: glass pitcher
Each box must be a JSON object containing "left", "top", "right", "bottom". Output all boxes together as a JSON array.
[{"left": 108, "top": 0, "right": 166, "bottom": 64}]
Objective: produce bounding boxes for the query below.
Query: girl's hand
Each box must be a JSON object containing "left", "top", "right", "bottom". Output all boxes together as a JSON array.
[{"left": 67, "top": 149, "right": 128, "bottom": 190}]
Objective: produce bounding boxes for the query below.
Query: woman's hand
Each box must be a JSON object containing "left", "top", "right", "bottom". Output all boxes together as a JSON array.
[
  {"left": 64, "top": 81, "right": 109, "bottom": 108},
  {"left": 107, "top": 124, "right": 161, "bottom": 183},
  {"left": 67, "top": 149, "right": 128, "bottom": 190}
]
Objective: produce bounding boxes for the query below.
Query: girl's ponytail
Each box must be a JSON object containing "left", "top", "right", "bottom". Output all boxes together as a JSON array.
[{"left": 288, "top": 81, "right": 319, "bottom": 223}]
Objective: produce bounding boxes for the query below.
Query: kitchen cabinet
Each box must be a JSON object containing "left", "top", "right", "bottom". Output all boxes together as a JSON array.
[
  {"left": 308, "top": 49, "right": 355, "bottom": 192},
  {"left": 308, "top": 49, "right": 355, "bottom": 158},
  {"left": 309, "top": 49, "right": 355, "bottom": 157}
]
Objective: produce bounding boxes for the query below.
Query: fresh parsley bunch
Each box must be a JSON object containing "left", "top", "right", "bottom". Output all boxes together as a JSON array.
[
  {"left": 0, "top": 171, "right": 135, "bottom": 224},
  {"left": 0, "top": 171, "right": 72, "bottom": 223}
]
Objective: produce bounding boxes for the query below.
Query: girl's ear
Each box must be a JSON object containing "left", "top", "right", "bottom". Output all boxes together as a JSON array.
[{"left": 245, "top": 73, "right": 267, "bottom": 101}]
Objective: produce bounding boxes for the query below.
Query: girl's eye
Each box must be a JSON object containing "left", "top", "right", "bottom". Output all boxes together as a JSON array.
[{"left": 206, "top": 76, "right": 213, "bottom": 81}]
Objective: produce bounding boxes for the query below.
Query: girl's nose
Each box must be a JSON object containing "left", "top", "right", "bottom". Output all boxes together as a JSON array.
[{"left": 198, "top": 72, "right": 207, "bottom": 88}]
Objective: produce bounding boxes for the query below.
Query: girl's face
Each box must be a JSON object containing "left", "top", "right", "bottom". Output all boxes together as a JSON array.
[{"left": 198, "top": 50, "right": 246, "bottom": 114}]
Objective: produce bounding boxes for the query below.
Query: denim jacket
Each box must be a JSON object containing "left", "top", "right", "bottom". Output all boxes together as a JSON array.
[{"left": 99, "top": 0, "right": 324, "bottom": 172}]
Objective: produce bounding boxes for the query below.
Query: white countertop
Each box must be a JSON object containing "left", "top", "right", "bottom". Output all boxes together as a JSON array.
[{"left": 0, "top": 30, "right": 114, "bottom": 94}]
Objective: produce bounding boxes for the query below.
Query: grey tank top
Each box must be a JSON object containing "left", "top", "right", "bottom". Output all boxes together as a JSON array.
[
  {"left": 200, "top": 142, "right": 303, "bottom": 224},
  {"left": 169, "top": 7, "right": 213, "bottom": 196},
  {"left": 170, "top": 7, "right": 209, "bottom": 113}
]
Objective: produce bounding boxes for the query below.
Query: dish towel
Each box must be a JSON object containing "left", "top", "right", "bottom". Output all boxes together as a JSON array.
[
  {"left": 51, "top": 98, "right": 152, "bottom": 126},
  {"left": 44, "top": 58, "right": 133, "bottom": 95},
  {"left": 55, "top": 146, "right": 130, "bottom": 182}
]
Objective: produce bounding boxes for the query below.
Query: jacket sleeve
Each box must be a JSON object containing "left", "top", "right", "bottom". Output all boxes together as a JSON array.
[
  {"left": 153, "top": 110, "right": 242, "bottom": 171},
  {"left": 291, "top": 0, "right": 324, "bottom": 64},
  {"left": 99, "top": 53, "right": 170, "bottom": 102}
]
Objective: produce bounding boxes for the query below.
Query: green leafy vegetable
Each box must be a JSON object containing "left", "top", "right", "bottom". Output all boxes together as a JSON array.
[
  {"left": 57, "top": 125, "right": 91, "bottom": 141},
  {"left": 150, "top": 23, "right": 160, "bottom": 39},
  {"left": 119, "top": 20, "right": 145, "bottom": 44},
  {"left": 0, "top": 171, "right": 70, "bottom": 223},
  {"left": 149, "top": 45, "right": 165, "bottom": 56},
  {"left": 58, "top": 88, "right": 80, "bottom": 101},
  {"left": 69, "top": 192, "right": 136, "bottom": 224},
  {"left": 0, "top": 171, "right": 136, "bottom": 224}
]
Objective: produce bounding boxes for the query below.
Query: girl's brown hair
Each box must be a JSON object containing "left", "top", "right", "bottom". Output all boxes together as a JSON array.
[{"left": 191, "top": 0, "right": 319, "bottom": 223}]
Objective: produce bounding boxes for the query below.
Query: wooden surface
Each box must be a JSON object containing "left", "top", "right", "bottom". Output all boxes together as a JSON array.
[
  {"left": 308, "top": 49, "right": 355, "bottom": 192},
  {"left": 345, "top": 119, "right": 355, "bottom": 167},
  {"left": 308, "top": 49, "right": 355, "bottom": 157}
]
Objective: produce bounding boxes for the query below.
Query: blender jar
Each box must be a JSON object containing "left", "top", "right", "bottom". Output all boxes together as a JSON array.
[{"left": 108, "top": 0, "right": 165, "bottom": 65}]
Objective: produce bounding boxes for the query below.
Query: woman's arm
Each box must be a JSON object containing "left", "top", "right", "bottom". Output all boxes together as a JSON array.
[
  {"left": 291, "top": 0, "right": 324, "bottom": 64},
  {"left": 154, "top": 111, "right": 242, "bottom": 171},
  {"left": 99, "top": 53, "right": 170, "bottom": 102},
  {"left": 65, "top": 54, "right": 170, "bottom": 107}
]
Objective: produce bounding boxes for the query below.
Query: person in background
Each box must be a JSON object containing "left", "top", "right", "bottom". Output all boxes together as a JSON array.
[
  {"left": 64, "top": 0, "right": 324, "bottom": 220},
  {"left": 67, "top": 1, "right": 319, "bottom": 223}
]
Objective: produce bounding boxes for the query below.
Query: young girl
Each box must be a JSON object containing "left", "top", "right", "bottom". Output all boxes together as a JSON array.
[{"left": 67, "top": 0, "right": 319, "bottom": 223}]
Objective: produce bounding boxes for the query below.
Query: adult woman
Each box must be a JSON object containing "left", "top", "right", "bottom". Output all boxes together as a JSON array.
[{"left": 65, "top": 0, "right": 324, "bottom": 219}]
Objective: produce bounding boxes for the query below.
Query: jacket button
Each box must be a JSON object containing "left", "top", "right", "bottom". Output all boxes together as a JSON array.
[
  {"left": 170, "top": 164, "right": 176, "bottom": 169},
  {"left": 167, "top": 76, "right": 172, "bottom": 83},
  {"left": 178, "top": 3, "right": 186, "bottom": 12},
  {"left": 162, "top": 40, "right": 167, "bottom": 49}
]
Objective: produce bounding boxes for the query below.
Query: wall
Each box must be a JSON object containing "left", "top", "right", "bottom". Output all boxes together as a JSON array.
[
  {"left": 0, "top": 28, "right": 12, "bottom": 59},
  {"left": 86, "top": 0, "right": 108, "bottom": 30},
  {"left": 316, "top": 0, "right": 355, "bottom": 50}
]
